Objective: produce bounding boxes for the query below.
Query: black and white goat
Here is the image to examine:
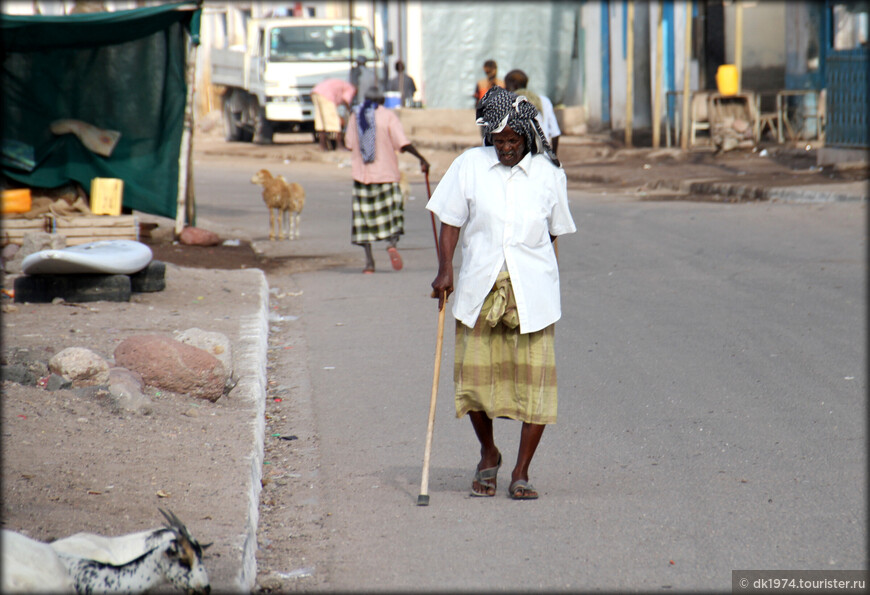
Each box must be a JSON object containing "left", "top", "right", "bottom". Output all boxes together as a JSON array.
[
  {"left": 2, "top": 509, "right": 211, "bottom": 594},
  {"left": 1, "top": 529, "right": 76, "bottom": 593}
]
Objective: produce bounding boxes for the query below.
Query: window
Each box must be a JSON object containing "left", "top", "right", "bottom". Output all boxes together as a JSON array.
[
  {"left": 269, "top": 25, "right": 379, "bottom": 62},
  {"left": 833, "top": 2, "right": 869, "bottom": 50}
]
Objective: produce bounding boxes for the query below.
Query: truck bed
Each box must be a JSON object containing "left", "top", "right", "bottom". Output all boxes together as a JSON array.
[{"left": 211, "top": 48, "right": 245, "bottom": 87}]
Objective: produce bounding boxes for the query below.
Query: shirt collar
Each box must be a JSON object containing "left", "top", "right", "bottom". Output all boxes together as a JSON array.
[{"left": 485, "top": 147, "right": 534, "bottom": 174}]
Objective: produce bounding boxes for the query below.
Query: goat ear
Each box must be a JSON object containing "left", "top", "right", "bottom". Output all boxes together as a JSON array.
[
  {"left": 200, "top": 542, "right": 213, "bottom": 550},
  {"left": 166, "top": 540, "right": 180, "bottom": 556}
]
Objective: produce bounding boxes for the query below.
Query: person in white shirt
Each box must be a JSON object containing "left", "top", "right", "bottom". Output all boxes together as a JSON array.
[
  {"left": 504, "top": 69, "right": 562, "bottom": 155},
  {"left": 427, "top": 86, "right": 576, "bottom": 500}
]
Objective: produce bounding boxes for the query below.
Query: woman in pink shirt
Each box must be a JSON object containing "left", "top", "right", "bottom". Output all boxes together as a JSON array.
[
  {"left": 311, "top": 78, "right": 356, "bottom": 151},
  {"left": 344, "top": 88, "right": 429, "bottom": 273}
]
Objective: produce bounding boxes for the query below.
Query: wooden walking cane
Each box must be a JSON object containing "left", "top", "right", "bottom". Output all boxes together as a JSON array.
[
  {"left": 417, "top": 291, "right": 447, "bottom": 506},
  {"left": 417, "top": 170, "right": 446, "bottom": 506}
]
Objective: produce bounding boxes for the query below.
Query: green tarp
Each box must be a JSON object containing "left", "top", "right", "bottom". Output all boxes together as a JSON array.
[{"left": 1, "top": 2, "right": 201, "bottom": 220}]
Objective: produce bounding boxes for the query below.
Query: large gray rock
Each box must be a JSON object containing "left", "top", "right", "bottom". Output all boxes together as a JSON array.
[
  {"left": 174, "top": 328, "right": 233, "bottom": 375},
  {"left": 113, "top": 334, "right": 228, "bottom": 402},
  {"left": 48, "top": 347, "right": 110, "bottom": 386},
  {"left": 1, "top": 348, "right": 49, "bottom": 385}
]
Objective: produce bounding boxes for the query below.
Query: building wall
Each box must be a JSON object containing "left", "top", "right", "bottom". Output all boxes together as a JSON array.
[
  {"left": 417, "top": 2, "right": 580, "bottom": 109},
  {"left": 724, "top": 0, "right": 786, "bottom": 92}
]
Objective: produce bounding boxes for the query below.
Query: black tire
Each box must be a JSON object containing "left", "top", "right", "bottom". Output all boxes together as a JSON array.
[
  {"left": 223, "top": 94, "right": 244, "bottom": 142},
  {"left": 253, "top": 105, "right": 274, "bottom": 144},
  {"left": 129, "top": 260, "right": 166, "bottom": 293},
  {"left": 14, "top": 274, "right": 132, "bottom": 303}
]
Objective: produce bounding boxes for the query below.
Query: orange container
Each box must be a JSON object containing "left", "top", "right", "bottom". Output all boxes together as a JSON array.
[
  {"left": 716, "top": 64, "right": 739, "bottom": 96},
  {"left": 1, "top": 188, "right": 32, "bottom": 214}
]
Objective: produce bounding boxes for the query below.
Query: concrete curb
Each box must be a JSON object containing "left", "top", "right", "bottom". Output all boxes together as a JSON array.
[
  {"left": 764, "top": 183, "right": 868, "bottom": 203},
  {"left": 682, "top": 179, "right": 868, "bottom": 203},
  {"left": 228, "top": 268, "right": 270, "bottom": 591}
]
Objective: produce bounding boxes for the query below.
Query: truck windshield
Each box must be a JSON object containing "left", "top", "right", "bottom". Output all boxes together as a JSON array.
[{"left": 269, "top": 25, "right": 379, "bottom": 62}]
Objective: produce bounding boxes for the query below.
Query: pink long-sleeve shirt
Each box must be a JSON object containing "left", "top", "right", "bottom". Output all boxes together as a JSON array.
[
  {"left": 344, "top": 106, "right": 410, "bottom": 184},
  {"left": 311, "top": 78, "right": 356, "bottom": 106}
]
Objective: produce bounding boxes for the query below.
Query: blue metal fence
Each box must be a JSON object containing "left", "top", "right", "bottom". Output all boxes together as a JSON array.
[{"left": 825, "top": 48, "right": 869, "bottom": 148}]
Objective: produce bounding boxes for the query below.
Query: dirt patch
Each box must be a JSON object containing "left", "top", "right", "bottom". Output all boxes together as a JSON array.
[
  {"left": 1, "top": 263, "right": 266, "bottom": 589},
  {"left": 143, "top": 235, "right": 354, "bottom": 277}
]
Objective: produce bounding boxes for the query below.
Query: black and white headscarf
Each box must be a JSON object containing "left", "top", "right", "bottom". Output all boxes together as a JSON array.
[{"left": 475, "top": 86, "right": 560, "bottom": 167}]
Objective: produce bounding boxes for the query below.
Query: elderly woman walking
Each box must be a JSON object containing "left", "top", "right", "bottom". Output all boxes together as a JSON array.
[
  {"left": 427, "top": 86, "right": 576, "bottom": 500},
  {"left": 345, "top": 89, "right": 429, "bottom": 273}
]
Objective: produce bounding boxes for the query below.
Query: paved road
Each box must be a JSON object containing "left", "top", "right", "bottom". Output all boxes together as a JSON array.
[{"left": 194, "top": 152, "right": 866, "bottom": 590}]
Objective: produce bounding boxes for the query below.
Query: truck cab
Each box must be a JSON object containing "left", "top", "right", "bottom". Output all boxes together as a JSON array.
[{"left": 213, "top": 18, "right": 381, "bottom": 143}]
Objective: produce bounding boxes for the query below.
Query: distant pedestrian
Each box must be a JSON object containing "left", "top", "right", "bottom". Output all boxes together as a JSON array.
[
  {"left": 504, "top": 69, "right": 562, "bottom": 155},
  {"left": 344, "top": 88, "right": 429, "bottom": 274},
  {"left": 387, "top": 60, "right": 418, "bottom": 106},
  {"left": 350, "top": 56, "right": 378, "bottom": 107},
  {"left": 473, "top": 59, "right": 504, "bottom": 105},
  {"left": 311, "top": 78, "right": 356, "bottom": 151},
  {"left": 428, "top": 86, "right": 573, "bottom": 500}
]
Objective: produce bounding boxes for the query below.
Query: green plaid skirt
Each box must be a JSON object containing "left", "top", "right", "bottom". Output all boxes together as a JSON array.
[
  {"left": 351, "top": 181, "right": 404, "bottom": 245},
  {"left": 454, "top": 272, "right": 558, "bottom": 425}
]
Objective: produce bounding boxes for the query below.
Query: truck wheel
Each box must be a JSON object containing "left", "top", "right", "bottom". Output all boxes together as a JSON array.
[
  {"left": 223, "top": 95, "right": 245, "bottom": 142},
  {"left": 253, "top": 106, "right": 274, "bottom": 144}
]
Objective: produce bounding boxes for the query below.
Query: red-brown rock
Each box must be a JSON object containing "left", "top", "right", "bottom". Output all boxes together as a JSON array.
[
  {"left": 179, "top": 226, "right": 221, "bottom": 247},
  {"left": 113, "top": 334, "right": 228, "bottom": 402}
]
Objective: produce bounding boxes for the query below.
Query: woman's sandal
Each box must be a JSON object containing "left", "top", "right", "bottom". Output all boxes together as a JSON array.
[
  {"left": 386, "top": 246, "right": 403, "bottom": 271},
  {"left": 508, "top": 479, "right": 539, "bottom": 500},
  {"left": 470, "top": 453, "right": 502, "bottom": 497}
]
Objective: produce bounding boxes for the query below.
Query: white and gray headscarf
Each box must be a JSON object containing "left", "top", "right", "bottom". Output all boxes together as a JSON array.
[{"left": 475, "top": 86, "right": 560, "bottom": 167}]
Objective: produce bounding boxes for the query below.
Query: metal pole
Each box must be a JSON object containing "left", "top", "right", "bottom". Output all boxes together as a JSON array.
[
  {"left": 735, "top": 0, "right": 743, "bottom": 93},
  {"left": 653, "top": 0, "right": 664, "bottom": 148},
  {"left": 625, "top": 0, "right": 634, "bottom": 148},
  {"left": 348, "top": 0, "right": 354, "bottom": 80},
  {"left": 681, "top": 0, "right": 693, "bottom": 150}
]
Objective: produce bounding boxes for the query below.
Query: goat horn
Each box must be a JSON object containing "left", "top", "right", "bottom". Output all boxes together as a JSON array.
[{"left": 158, "top": 508, "right": 198, "bottom": 546}]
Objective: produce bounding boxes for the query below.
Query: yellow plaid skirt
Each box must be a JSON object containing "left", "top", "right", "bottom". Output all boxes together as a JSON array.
[{"left": 454, "top": 272, "right": 558, "bottom": 425}]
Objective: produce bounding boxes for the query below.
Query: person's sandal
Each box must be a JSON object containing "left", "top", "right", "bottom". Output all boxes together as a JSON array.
[
  {"left": 386, "top": 246, "right": 403, "bottom": 271},
  {"left": 508, "top": 479, "right": 539, "bottom": 500},
  {"left": 470, "top": 453, "right": 501, "bottom": 497}
]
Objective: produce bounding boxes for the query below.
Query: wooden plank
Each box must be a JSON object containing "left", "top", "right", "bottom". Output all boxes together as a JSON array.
[
  {"left": 2, "top": 215, "right": 138, "bottom": 245},
  {"left": 64, "top": 233, "right": 139, "bottom": 246},
  {"left": 52, "top": 215, "right": 137, "bottom": 229},
  {"left": 1, "top": 218, "right": 50, "bottom": 245},
  {"left": 1, "top": 218, "right": 49, "bottom": 231},
  {"left": 56, "top": 228, "right": 138, "bottom": 239}
]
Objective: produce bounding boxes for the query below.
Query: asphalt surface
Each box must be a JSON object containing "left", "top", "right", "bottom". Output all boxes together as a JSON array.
[
  {"left": 8, "top": 126, "right": 862, "bottom": 590},
  {"left": 183, "top": 130, "right": 866, "bottom": 590}
]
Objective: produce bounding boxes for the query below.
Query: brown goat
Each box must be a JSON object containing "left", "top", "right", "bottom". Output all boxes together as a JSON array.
[{"left": 250, "top": 169, "right": 306, "bottom": 240}]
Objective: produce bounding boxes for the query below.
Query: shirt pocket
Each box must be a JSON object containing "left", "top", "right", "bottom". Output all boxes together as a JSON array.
[{"left": 517, "top": 201, "right": 550, "bottom": 248}]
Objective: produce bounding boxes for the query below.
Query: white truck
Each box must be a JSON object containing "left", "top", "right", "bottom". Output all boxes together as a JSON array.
[{"left": 211, "top": 18, "right": 382, "bottom": 143}]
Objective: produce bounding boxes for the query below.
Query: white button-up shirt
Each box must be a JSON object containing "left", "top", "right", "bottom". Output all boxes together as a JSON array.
[{"left": 427, "top": 146, "right": 576, "bottom": 334}]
